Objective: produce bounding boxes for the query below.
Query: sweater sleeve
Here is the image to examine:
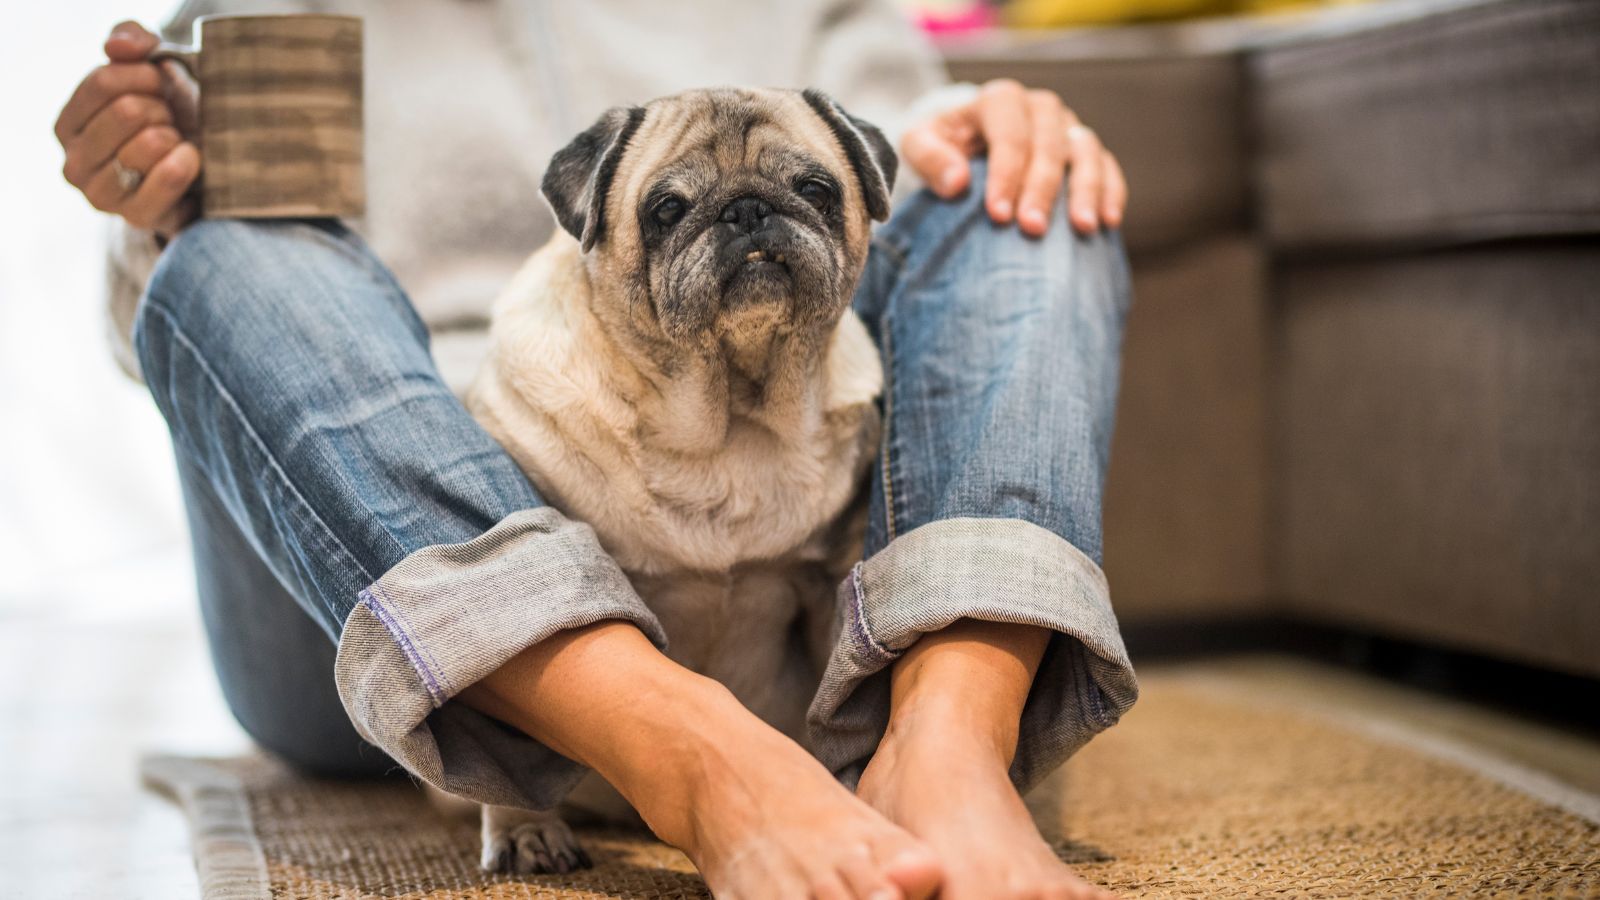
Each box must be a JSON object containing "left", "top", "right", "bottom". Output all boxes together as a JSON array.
[{"left": 798, "top": 0, "right": 979, "bottom": 201}]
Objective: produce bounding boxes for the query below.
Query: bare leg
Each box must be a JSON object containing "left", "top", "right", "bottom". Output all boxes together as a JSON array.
[
  {"left": 855, "top": 619, "right": 1117, "bottom": 899},
  {"left": 461, "top": 621, "right": 943, "bottom": 899}
]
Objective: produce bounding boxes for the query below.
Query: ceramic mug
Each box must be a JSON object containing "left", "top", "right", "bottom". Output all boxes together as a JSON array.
[{"left": 152, "top": 14, "right": 363, "bottom": 218}]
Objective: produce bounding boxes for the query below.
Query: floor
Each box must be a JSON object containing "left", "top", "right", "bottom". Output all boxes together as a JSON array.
[
  {"left": 4, "top": 564, "right": 1598, "bottom": 900},
  {"left": 0, "top": 549, "right": 251, "bottom": 900}
]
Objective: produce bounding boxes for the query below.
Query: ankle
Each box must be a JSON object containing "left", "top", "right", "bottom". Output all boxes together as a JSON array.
[
  {"left": 597, "top": 676, "right": 758, "bottom": 853},
  {"left": 880, "top": 694, "right": 1020, "bottom": 770}
]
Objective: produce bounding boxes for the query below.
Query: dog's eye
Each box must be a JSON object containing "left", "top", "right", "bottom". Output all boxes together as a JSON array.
[
  {"left": 652, "top": 196, "right": 687, "bottom": 227},
  {"left": 796, "top": 179, "right": 835, "bottom": 213}
]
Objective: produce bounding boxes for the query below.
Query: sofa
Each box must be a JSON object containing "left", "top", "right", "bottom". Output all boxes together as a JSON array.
[{"left": 943, "top": 0, "right": 1600, "bottom": 676}]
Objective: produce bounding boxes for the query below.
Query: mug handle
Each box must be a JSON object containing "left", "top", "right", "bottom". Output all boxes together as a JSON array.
[{"left": 149, "top": 42, "right": 198, "bottom": 74}]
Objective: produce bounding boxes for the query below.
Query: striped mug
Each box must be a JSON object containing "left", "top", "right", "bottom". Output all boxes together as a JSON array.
[{"left": 152, "top": 14, "right": 363, "bottom": 219}]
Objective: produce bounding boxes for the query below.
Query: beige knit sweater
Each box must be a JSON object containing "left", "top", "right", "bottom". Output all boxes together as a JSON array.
[{"left": 106, "top": 0, "right": 961, "bottom": 391}]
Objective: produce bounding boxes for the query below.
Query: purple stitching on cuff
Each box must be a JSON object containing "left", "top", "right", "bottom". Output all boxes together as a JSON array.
[
  {"left": 370, "top": 582, "right": 454, "bottom": 697},
  {"left": 359, "top": 586, "right": 448, "bottom": 707}
]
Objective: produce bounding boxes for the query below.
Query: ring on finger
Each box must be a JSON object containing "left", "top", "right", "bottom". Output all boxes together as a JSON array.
[{"left": 111, "top": 159, "right": 144, "bottom": 193}]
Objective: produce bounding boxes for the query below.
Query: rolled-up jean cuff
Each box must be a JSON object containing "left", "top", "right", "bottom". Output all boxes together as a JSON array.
[
  {"left": 333, "top": 507, "right": 668, "bottom": 809},
  {"left": 806, "top": 516, "right": 1139, "bottom": 793}
]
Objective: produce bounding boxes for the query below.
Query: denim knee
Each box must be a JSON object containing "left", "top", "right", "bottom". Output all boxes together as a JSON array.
[
  {"left": 882, "top": 159, "right": 1128, "bottom": 307},
  {"left": 134, "top": 218, "right": 425, "bottom": 380}
]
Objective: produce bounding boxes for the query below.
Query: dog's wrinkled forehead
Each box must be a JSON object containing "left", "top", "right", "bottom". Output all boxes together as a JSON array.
[
  {"left": 542, "top": 87, "right": 896, "bottom": 252},
  {"left": 633, "top": 90, "right": 827, "bottom": 181}
]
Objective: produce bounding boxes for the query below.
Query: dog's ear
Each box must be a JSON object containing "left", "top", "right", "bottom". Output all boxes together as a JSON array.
[
  {"left": 543, "top": 105, "right": 647, "bottom": 251},
  {"left": 801, "top": 89, "right": 897, "bottom": 222}
]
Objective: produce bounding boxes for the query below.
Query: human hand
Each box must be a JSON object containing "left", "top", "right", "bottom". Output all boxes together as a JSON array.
[
  {"left": 900, "top": 79, "right": 1127, "bottom": 238},
  {"left": 55, "top": 20, "right": 200, "bottom": 237}
]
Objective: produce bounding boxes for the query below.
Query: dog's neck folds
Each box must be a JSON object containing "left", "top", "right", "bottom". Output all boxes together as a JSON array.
[{"left": 590, "top": 280, "right": 839, "bottom": 458}]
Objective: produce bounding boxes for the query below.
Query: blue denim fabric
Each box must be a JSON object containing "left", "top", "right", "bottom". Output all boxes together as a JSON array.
[
  {"left": 811, "top": 160, "right": 1137, "bottom": 790},
  {"left": 137, "top": 218, "right": 663, "bottom": 808},
  {"left": 174, "top": 453, "right": 393, "bottom": 778},
  {"left": 856, "top": 163, "right": 1130, "bottom": 562},
  {"left": 135, "top": 160, "right": 1136, "bottom": 808}
]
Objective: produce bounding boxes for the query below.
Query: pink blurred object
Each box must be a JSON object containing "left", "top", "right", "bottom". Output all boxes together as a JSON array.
[{"left": 915, "top": 2, "right": 999, "bottom": 35}]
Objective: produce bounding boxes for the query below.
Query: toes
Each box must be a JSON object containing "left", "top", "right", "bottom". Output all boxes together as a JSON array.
[
  {"left": 481, "top": 817, "right": 592, "bottom": 875},
  {"left": 479, "top": 833, "right": 515, "bottom": 873},
  {"left": 838, "top": 842, "right": 902, "bottom": 900},
  {"left": 809, "top": 873, "right": 856, "bottom": 900},
  {"left": 511, "top": 820, "right": 590, "bottom": 874},
  {"left": 870, "top": 837, "right": 942, "bottom": 900},
  {"left": 510, "top": 829, "right": 555, "bottom": 874}
]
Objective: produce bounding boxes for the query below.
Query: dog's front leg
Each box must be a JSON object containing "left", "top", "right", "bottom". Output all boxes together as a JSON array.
[{"left": 479, "top": 803, "right": 592, "bottom": 874}]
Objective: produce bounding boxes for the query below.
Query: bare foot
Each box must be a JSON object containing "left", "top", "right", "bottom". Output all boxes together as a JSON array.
[
  {"left": 857, "top": 707, "right": 1115, "bottom": 899},
  {"left": 616, "top": 687, "right": 943, "bottom": 899},
  {"left": 461, "top": 622, "right": 940, "bottom": 898}
]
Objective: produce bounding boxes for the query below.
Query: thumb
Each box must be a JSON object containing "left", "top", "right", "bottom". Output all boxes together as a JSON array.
[
  {"left": 104, "top": 20, "right": 160, "bottom": 62},
  {"left": 901, "top": 125, "right": 972, "bottom": 199}
]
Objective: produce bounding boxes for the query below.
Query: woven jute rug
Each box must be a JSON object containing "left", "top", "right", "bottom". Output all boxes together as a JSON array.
[{"left": 141, "top": 675, "right": 1600, "bottom": 898}]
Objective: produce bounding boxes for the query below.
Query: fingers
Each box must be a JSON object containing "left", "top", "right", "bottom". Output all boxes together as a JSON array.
[
  {"left": 976, "top": 79, "right": 1031, "bottom": 223},
  {"left": 926, "top": 79, "right": 1131, "bottom": 237},
  {"left": 62, "top": 92, "right": 173, "bottom": 186},
  {"left": 104, "top": 20, "right": 161, "bottom": 63},
  {"left": 900, "top": 119, "right": 972, "bottom": 198},
  {"left": 78, "top": 122, "right": 177, "bottom": 213},
  {"left": 54, "top": 62, "right": 165, "bottom": 144},
  {"left": 1063, "top": 118, "right": 1106, "bottom": 235},
  {"left": 56, "top": 20, "right": 198, "bottom": 234},
  {"left": 1101, "top": 151, "right": 1128, "bottom": 229},
  {"left": 80, "top": 137, "right": 200, "bottom": 231},
  {"left": 119, "top": 135, "right": 200, "bottom": 231},
  {"left": 1016, "top": 90, "right": 1069, "bottom": 237}
]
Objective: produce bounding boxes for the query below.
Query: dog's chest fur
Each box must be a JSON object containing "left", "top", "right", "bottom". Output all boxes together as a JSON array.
[{"left": 467, "top": 236, "right": 882, "bottom": 732}]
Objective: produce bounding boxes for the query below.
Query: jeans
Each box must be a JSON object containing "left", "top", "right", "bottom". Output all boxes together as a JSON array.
[{"left": 135, "top": 160, "right": 1138, "bottom": 808}]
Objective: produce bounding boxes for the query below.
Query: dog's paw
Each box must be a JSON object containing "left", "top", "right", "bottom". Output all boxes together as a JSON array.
[{"left": 480, "top": 805, "right": 592, "bottom": 874}]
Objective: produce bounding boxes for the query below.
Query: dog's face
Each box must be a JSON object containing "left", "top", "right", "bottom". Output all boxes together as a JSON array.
[{"left": 542, "top": 88, "right": 896, "bottom": 350}]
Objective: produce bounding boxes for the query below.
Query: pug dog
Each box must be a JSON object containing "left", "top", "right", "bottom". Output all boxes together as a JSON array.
[{"left": 449, "top": 87, "right": 896, "bottom": 874}]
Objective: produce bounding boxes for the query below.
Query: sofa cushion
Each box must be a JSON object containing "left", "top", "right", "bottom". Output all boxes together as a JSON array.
[
  {"left": 1276, "top": 243, "right": 1600, "bottom": 676},
  {"left": 1252, "top": 0, "right": 1600, "bottom": 250},
  {"left": 945, "top": 52, "right": 1247, "bottom": 254},
  {"left": 1104, "top": 234, "right": 1272, "bottom": 618}
]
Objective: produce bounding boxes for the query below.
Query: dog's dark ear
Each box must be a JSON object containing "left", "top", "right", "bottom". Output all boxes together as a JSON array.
[
  {"left": 542, "top": 105, "right": 647, "bottom": 251},
  {"left": 801, "top": 89, "right": 897, "bottom": 222}
]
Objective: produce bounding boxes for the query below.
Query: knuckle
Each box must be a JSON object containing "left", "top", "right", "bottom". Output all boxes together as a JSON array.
[
  {"left": 150, "top": 161, "right": 190, "bottom": 193},
  {"left": 137, "top": 125, "right": 180, "bottom": 157},
  {"left": 984, "top": 77, "right": 1024, "bottom": 97},
  {"left": 61, "top": 153, "right": 84, "bottom": 186},
  {"left": 158, "top": 149, "right": 200, "bottom": 188},
  {"left": 110, "top": 93, "right": 148, "bottom": 128},
  {"left": 88, "top": 65, "right": 118, "bottom": 96}
]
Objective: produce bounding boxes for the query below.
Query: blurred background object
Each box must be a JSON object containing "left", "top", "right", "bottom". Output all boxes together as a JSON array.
[
  {"left": 0, "top": 4, "right": 250, "bottom": 896},
  {"left": 936, "top": 0, "right": 1600, "bottom": 677},
  {"left": 893, "top": 0, "right": 1378, "bottom": 31}
]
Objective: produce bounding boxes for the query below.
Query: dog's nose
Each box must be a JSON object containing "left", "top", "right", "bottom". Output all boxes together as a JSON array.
[{"left": 719, "top": 196, "right": 774, "bottom": 231}]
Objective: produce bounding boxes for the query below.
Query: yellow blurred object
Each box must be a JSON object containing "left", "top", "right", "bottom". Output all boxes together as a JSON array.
[{"left": 1003, "top": 0, "right": 1370, "bottom": 28}]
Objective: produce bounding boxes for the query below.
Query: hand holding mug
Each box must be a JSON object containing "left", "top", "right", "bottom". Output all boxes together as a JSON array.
[
  {"left": 57, "top": 15, "right": 363, "bottom": 235},
  {"left": 55, "top": 21, "right": 201, "bottom": 237}
]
